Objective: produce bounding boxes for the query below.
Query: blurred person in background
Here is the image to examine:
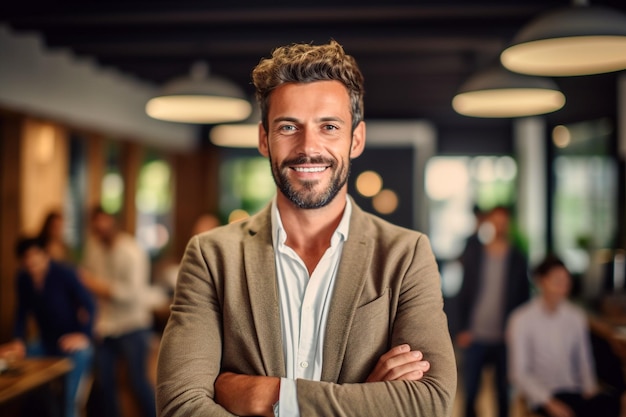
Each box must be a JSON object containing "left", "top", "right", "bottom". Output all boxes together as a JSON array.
[
  {"left": 507, "top": 255, "right": 620, "bottom": 417},
  {"left": 190, "top": 212, "right": 221, "bottom": 237},
  {"left": 151, "top": 212, "right": 223, "bottom": 332},
  {"left": 81, "top": 206, "right": 156, "bottom": 417},
  {"left": 37, "top": 209, "right": 71, "bottom": 262},
  {"left": 0, "top": 236, "right": 95, "bottom": 417},
  {"left": 456, "top": 205, "right": 530, "bottom": 417},
  {"left": 153, "top": 212, "right": 222, "bottom": 297},
  {"left": 463, "top": 204, "right": 486, "bottom": 258}
]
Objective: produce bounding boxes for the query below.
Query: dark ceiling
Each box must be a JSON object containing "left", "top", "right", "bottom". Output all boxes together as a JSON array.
[{"left": 1, "top": 0, "right": 625, "bottom": 151}]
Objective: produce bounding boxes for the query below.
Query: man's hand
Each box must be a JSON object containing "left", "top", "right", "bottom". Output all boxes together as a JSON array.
[
  {"left": 366, "top": 344, "right": 430, "bottom": 382},
  {"left": 215, "top": 372, "right": 280, "bottom": 417},
  {"left": 0, "top": 340, "right": 26, "bottom": 362},
  {"left": 79, "top": 268, "right": 112, "bottom": 299},
  {"left": 58, "top": 333, "right": 90, "bottom": 353},
  {"left": 544, "top": 398, "right": 574, "bottom": 417}
]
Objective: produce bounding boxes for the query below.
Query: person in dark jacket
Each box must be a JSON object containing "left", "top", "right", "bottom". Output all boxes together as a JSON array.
[
  {"left": 456, "top": 206, "right": 530, "bottom": 417},
  {"left": 4, "top": 236, "right": 96, "bottom": 417}
]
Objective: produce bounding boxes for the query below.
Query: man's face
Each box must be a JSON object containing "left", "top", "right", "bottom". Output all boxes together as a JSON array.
[
  {"left": 258, "top": 80, "right": 365, "bottom": 209},
  {"left": 91, "top": 212, "right": 115, "bottom": 242},
  {"left": 489, "top": 209, "right": 510, "bottom": 240},
  {"left": 21, "top": 247, "right": 49, "bottom": 277},
  {"left": 539, "top": 265, "right": 572, "bottom": 302}
]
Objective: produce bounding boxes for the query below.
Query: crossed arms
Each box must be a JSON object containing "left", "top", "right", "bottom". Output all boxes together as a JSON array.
[
  {"left": 214, "top": 344, "right": 431, "bottom": 416},
  {"left": 156, "top": 230, "right": 456, "bottom": 417}
]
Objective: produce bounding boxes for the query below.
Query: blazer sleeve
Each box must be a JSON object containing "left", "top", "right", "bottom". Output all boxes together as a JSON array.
[
  {"left": 156, "top": 236, "right": 235, "bottom": 417},
  {"left": 294, "top": 234, "right": 457, "bottom": 417}
]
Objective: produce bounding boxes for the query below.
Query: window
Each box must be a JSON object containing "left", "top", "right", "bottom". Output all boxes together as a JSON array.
[
  {"left": 551, "top": 118, "right": 617, "bottom": 274},
  {"left": 135, "top": 152, "right": 174, "bottom": 256},
  {"left": 426, "top": 155, "right": 518, "bottom": 297}
]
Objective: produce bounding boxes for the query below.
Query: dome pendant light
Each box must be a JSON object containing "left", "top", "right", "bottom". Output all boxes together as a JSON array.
[
  {"left": 146, "top": 61, "right": 252, "bottom": 124},
  {"left": 501, "top": 0, "right": 626, "bottom": 76},
  {"left": 210, "top": 102, "right": 262, "bottom": 148},
  {"left": 452, "top": 65, "right": 565, "bottom": 118}
]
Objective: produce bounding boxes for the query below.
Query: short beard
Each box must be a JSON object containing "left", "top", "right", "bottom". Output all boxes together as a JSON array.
[{"left": 271, "top": 155, "right": 350, "bottom": 209}]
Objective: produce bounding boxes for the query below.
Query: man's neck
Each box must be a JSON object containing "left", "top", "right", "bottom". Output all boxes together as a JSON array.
[
  {"left": 486, "top": 238, "right": 509, "bottom": 255},
  {"left": 30, "top": 261, "right": 50, "bottom": 290},
  {"left": 540, "top": 295, "right": 563, "bottom": 313},
  {"left": 276, "top": 191, "right": 347, "bottom": 274},
  {"left": 100, "top": 231, "right": 119, "bottom": 249}
]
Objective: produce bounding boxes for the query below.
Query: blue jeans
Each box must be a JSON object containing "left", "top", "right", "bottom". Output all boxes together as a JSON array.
[
  {"left": 462, "top": 341, "right": 509, "bottom": 417},
  {"left": 94, "top": 329, "right": 156, "bottom": 417},
  {"left": 27, "top": 341, "right": 94, "bottom": 417}
]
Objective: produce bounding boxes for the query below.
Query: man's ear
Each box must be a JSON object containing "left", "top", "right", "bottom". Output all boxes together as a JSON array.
[
  {"left": 350, "top": 121, "right": 366, "bottom": 159},
  {"left": 258, "top": 122, "right": 269, "bottom": 157}
]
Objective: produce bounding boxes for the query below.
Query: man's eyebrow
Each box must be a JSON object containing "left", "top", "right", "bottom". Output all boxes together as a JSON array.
[
  {"left": 272, "top": 116, "right": 300, "bottom": 124},
  {"left": 318, "top": 116, "right": 346, "bottom": 124},
  {"left": 271, "top": 116, "right": 347, "bottom": 124}
]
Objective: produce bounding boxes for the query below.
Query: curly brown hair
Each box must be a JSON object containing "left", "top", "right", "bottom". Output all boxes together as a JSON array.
[{"left": 251, "top": 39, "right": 365, "bottom": 133}]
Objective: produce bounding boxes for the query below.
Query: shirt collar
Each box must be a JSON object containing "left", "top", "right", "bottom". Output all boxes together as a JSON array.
[{"left": 271, "top": 195, "right": 352, "bottom": 250}]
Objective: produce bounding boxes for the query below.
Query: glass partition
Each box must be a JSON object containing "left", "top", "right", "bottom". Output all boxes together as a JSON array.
[{"left": 551, "top": 118, "right": 617, "bottom": 276}]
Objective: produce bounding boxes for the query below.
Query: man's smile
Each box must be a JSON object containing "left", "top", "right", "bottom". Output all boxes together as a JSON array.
[{"left": 291, "top": 166, "right": 328, "bottom": 173}]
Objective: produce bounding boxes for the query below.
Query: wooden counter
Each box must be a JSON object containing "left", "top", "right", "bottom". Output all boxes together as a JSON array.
[{"left": 0, "top": 357, "right": 73, "bottom": 408}]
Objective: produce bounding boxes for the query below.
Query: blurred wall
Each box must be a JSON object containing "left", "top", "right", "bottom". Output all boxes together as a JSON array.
[
  {"left": 0, "top": 24, "right": 198, "bottom": 152},
  {"left": 20, "top": 120, "right": 68, "bottom": 235}
]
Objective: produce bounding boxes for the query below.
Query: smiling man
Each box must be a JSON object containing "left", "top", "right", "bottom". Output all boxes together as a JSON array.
[{"left": 156, "top": 40, "right": 456, "bottom": 417}]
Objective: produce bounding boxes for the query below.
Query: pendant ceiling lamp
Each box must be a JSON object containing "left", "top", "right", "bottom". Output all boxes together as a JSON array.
[
  {"left": 146, "top": 61, "right": 252, "bottom": 124},
  {"left": 452, "top": 65, "right": 565, "bottom": 118},
  {"left": 209, "top": 102, "right": 261, "bottom": 148},
  {"left": 500, "top": 0, "right": 626, "bottom": 76}
]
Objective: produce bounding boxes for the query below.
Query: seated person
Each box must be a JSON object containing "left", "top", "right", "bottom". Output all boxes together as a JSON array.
[
  {"left": 1, "top": 236, "right": 96, "bottom": 417},
  {"left": 506, "top": 255, "right": 621, "bottom": 417}
]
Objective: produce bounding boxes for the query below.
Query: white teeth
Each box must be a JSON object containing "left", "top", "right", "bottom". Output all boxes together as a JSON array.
[{"left": 294, "top": 167, "right": 326, "bottom": 173}]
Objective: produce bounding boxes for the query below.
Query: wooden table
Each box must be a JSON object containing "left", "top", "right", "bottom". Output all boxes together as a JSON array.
[{"left": 0, "top": 357, "right": 73, "bottom": 414}]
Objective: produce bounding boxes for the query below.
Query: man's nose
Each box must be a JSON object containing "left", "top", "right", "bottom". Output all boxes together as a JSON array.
[{"left": 298, "top": 128, "right": 321, "bottom": 155}]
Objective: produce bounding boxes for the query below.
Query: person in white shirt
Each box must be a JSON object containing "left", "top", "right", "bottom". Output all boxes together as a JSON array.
[
  {"left": 81, "top": 206, "right": 156, "bottom": 417},
  {"left": 507, "top": 255, "right": 620, "bottom": 417}
]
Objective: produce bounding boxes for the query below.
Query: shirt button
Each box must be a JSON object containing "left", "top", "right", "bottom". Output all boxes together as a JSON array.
[{"left": 300, "top": 361, "right": 309, "bottom": 368}]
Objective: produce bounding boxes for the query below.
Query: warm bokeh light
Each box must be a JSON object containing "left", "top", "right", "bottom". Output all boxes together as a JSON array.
[
  {"left": 228, "top": 209, "right": 250, "bottom": 223},
  {"left": 426, "top": 159, "right": 469, "bottom": 201},
  {"left": 355, "top": 170, "right": 383, "bottom": 197},
  {"left": 35, "top": 124, "right": 56, "bottom": 164},
  {"left": 372, "top": 189, "right": 398, "bottom": 215},
  {"left": 146, "top": 95, "right": 251, "bottom": 124},
  {"left": 452, "top": 88, "right": 565, "bottom": 118},
  {"left": 553, "top": 125, "right": 571, "bottom": 148},
  {"left": 210, "top": 124, "right": 259, "bottom": 148},
  {"left": 501, "top": 36, "right": 626, "bottom": 77}
]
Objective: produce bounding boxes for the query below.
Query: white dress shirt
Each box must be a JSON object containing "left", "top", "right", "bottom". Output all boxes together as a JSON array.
[
  {"left": 271, "top": 197, "right": 352, "bottom": 417},
  {"left": 507, "top": 297, "right": 597, "bottom": 409},
  {"left": 82, "top": 232, "right": 153, "bottom": 337}
]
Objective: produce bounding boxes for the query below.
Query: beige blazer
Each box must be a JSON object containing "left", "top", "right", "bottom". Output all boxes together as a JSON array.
[{"left": 157, "top": 202, "right": 457, "bottom": 417}]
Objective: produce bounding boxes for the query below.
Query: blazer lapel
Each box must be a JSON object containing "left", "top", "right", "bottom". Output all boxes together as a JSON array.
[
  {"left": 243, "top": 207, "right": 286, "bottom": 377},
  {"left": 321, "top": 204, "right": 373, "bottom": 382}
]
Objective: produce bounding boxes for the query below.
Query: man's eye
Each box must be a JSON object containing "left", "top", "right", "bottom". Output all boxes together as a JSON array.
[
  {"left": 323, "top": 125, "right": 339, "bottom": 130},
  {"left": 280, "top": 125, "right": 296, "bottom": 131}
]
